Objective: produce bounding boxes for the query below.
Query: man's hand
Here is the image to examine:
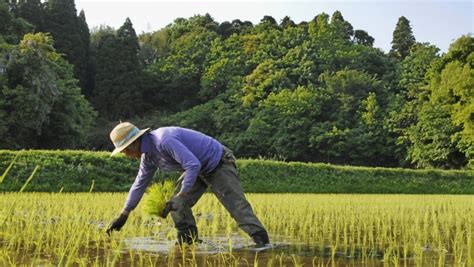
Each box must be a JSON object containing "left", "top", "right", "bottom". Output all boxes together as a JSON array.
[
  {"left": 106, "top": 213, "right": 129, "bottom": 235},
  {"left": 159, "top": 194, "right": 186, "bottom": 218},
  {"left": 159, "top": 201, "right": 174, "bottom": 218}
]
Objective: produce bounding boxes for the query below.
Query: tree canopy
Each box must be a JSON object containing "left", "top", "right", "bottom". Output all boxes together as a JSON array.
[{"left": 0, "top": 2, "right": 472, "bottom": 169}]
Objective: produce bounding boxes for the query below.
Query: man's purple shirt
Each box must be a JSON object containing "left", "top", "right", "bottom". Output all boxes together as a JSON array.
[{"left": 123, "top": 127, "right": 223, "bottom": 212}]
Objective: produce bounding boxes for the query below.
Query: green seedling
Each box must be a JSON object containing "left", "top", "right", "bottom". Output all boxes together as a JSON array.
[
  {"left": 141, "top": 180, "right": 175, "bottom": 218},
  {"left": 19, "top": 165, "right": 40, "bottom": 192},
  {"left": 0, "top": 154, "right": 18, "bottom": 183}
]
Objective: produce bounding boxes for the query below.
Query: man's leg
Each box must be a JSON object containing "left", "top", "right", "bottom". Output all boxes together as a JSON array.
[
  {"left": 170, "top": 174, "right": 207, "bottom": 244},
  {"left": 205, "top": 162, "right": 269, "bottom": 245}
]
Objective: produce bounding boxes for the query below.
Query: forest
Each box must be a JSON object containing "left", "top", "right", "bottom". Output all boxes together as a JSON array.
[{"left": 0, "top": 0, "right": 472, "bottom": 169}]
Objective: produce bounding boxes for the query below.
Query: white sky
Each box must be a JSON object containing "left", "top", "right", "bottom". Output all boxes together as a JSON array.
[{"left": 75, "top": 0, "right": 474, "bottom": 53}]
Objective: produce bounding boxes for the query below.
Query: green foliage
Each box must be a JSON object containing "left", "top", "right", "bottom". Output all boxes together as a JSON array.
[
  {"left": 280, "top": 16, "right": 296, "bottom": 29},
  {"left": 390, "top": 16, "right": 416, "bottom": 59},
  {"left": 92, "top": 18, "right": 144, "bottom": 119},
  {"left": 405, "top": 35, "right": 473, "bottom": 168},
  {"left": 0, "top": 7, "right": 471, "bottom": 170},
  {"left": 0, "top": 154, "right": 17, "bottom": 183},
  {"left": 246, "top": 86, "right": 325, "bottom": 160},
  {"left": 330, "top": 11, "right": 354, "bottom": 41},
  {"left": 138, "top": 28, "right": 170, "bottom": 65},
  {"left": 407, "top": 104, "right": 462, "bottom": 168},
  {"left": 17, "top": 0, "right": 44, "bottom": 33},
  {"left": 75, "top": 10, "right": 93, "bottom": 97},
  {"left": 166, "top": 14, "right": 218, "bottom": 42},
  {"left": 19, "top": 165, "right": 39, "bottom": 192},
  {"left": 353, "top": 30, "right": 374, "bottom": 46},
  {"left": 200, "top": 35, "right": 250, "bottom": 100},
  {"left": 238, "top": 160, "right": 474, "bottom": 194},
  {"left": 1, "top": 33, "right": 96, "bottom": 149},
  {"left": 141, "top": 180, "right": 175, "bottom": 217},
  {"left": 385, "top": 43, "right": 440, "bottom": 166},
  {"left": 146, "top": 27, "right": 219, "bottom": 110},
  {"left": 242, "top": 59, "right": 291, "bottom": 106},
  {"left": 0, "top": 150, "right": 472, "bottom": 193},
  {"left": 0, "top": 1, "right": 33, "bottom": 44},
  {"left": 43, "top": 0, "right": 92, "bottom": 95},
  {"left": 0, "top": 150, "right": 165, "bottom": 192},
  {"left": 140, "top": 11, "right": 413, "bottom": 167}
]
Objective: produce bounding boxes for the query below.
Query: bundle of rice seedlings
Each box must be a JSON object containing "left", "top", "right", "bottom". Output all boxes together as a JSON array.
[{"left": 141, "top": 180, "right": 175, "bottom": 217}]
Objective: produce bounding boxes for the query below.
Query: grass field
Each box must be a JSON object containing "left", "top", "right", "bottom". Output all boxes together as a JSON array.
[{"left": 1, "top": 193, "right": 472, "bottom": 266}]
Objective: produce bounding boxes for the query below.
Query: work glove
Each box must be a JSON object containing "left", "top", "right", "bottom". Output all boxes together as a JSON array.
[
  {"left": 159, "top": 195, "right": 186, "bottom": 218},
  {"left": 106, "top": 213, "right": 128, "bottom": 235},
  {"left": 159, "top": 201, "right": 174, "bottom": 218}
]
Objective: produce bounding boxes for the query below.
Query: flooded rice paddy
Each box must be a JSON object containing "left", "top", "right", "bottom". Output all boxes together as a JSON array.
[{"left": 1, "top": 193, "right": 472, "bottom": 266}]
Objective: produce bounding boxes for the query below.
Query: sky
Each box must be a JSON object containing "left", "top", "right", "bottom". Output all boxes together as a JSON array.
[{"left": 75, "top": 0, "right": 473, "bottom": 53}]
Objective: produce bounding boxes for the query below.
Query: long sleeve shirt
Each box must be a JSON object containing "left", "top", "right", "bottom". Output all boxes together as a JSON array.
[{"left": 123, "top": 127, "right": 223, "bottom": 212}]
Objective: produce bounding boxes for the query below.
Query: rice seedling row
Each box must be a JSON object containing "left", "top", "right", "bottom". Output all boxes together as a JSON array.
[{"left": 0, "top": 193, "right": 472, "bottom": 266}]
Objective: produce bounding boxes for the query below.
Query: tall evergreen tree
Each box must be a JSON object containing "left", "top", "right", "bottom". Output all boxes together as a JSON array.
[
  {"left": 92, "top": 18, "right": 143, "bottom": 120},
  {"left": 330, "top": 11, "right": 354, "bottom": 41},
  {"left": 256, "top": 15, "right": 279, "bottom": 31},
  {"left": 260, "top": 15, "right": 278, "bottom": 26},
  {"left": 280, "top": 16, "right": 296, "bottom": 29},
  {"left": 43, "top": 0, "right": 90, "bottom": 95},
  {"left": 353, "top": 30, "right": 374, "bottom": 46},
  {"left": 217, "top": 21, "right": 233, "bottom": 38},
  {"left": 17, "top": 0, "right": 44, "bottom": 32},
  {"left": 390, "top": 16, "right": 416, "bottom": 59},
  {"left": 0, "top": 0, "right": 33, "bottom": 44},
  {"left": 76, "top": 9, "right": 93, "bottom": 97}
]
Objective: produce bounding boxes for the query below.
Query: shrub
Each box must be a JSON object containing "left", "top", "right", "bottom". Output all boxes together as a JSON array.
[{"left": 0, "top": 150, "right": 473, "bottom": 194}]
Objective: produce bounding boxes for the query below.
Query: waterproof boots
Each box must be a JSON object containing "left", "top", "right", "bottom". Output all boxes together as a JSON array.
[
  {"left": 177, "top": 226, "right": 201, "bottom": 245},
  {"left": 251, "top": 230, "right": 271, "bottom": 248}
]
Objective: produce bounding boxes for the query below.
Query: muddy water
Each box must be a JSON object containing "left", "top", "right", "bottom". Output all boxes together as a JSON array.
[
  {"left": 121, "top": 235, "right": 433, "bottom": 266},
  {"left": 5, "top": 234, "right": 452, "bottom": 266}
]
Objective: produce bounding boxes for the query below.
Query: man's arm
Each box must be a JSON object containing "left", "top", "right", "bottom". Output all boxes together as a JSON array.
[
  {"left": 122, "top": 154, "right": 158, "bottom": 213},
  {"left": 162, "top": 137, "right": 201, "bottom": 194}
]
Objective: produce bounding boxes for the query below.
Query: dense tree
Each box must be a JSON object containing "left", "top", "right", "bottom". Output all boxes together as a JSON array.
[
  {"left": 217, "top": 21, "right": 234, "bottom": 38},
  {"left": 390, "top": 16, "right": 416, "bottom": 59},
  {"left": 231, "top": 19, "right": 253, "bottom": 34},
  {"left": 246, "top": 86, "right": 326, "bottom": 160},
  {"left": 0, "top": 7, "right": 471, "bottom": 169},
  {"left": 280, "top": 16, "right": 296, "bottom": 29},
  {"left": 138, "top": 28, "right": 169, "bottom": 65},
  {"left": 330, "top": 11, "right": 354, "bottom": 41},
  {"left": 386, "top": 43, "right": 440, "bottom": 166},
  {"left": 76, "top": 10, "right": 94, "bottom": 97},
  {"left": 260, "top": 15, "right": 278, "bottom": 26},
  {"left": 0, "top": 33, "right": 96, "bottom": 149},
  {"left": 406, "top": 35, "right": 473, "bottom": 168},
  {"left": 17, "top": 0, "right": 44, "bottom": 32},
  {"left": 92, "top": 18, "right": 144, "bottom": 120},
  {"left": 200, "top": 35, "right": 250, "bottom": 100},
  {"left": 255, "top": 15, "right": 279, "bottom": 32},
  {"left": 0, "top": 1, "right": 33, "bottom": 44},
  {"left": 353, "top": 30, "right": 374, "bottom": 46},
  {"left": 166, "top": 14, "right": 218, "bottom": 42},
  {"left": 43, "top": 0, "right": 92, "bottom": 95},
  {"left": 146, "top": 25, "right": 218, "bottom": 110}
]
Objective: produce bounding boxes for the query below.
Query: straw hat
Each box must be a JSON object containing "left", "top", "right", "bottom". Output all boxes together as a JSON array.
[{"left": 110, "top": 122, "right": 149, "bottom": 156}]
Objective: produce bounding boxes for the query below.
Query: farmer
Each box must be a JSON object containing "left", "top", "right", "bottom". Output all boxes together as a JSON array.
[{"left": 105, "top": 122, "right": 270, "bottom": 248}]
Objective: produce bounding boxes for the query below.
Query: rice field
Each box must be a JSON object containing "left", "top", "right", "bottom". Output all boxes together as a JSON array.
[{"left": 0, "top": 193, "right": 472, "bottom": 266}]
